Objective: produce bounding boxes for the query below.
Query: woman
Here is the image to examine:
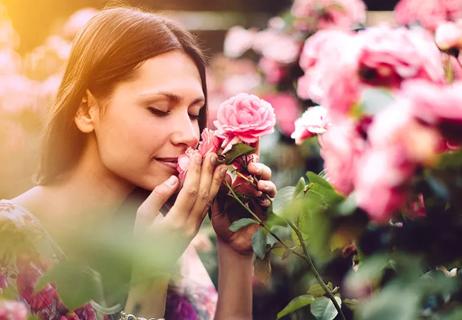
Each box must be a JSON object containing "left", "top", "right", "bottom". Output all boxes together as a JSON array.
[{"left": 0, "top": 6, "right": 276, "bottom": 320}]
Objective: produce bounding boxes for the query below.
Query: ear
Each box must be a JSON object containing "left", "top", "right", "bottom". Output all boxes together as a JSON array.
[{"left": 74, "top": 90, "right": 99, "bottom": 133}]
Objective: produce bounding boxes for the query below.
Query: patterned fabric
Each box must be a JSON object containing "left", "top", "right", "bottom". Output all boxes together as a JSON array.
[{"left": 0, "top": 199, "right": 217, "bottom": 320}]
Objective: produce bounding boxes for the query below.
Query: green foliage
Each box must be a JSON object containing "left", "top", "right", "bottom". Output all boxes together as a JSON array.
[
  {"left": 36, "top": 261, "right": 104, "bottom": 310},
  {"left": 229, "top": 218, "right": 258, "bottom": 232},
  {"left": 277, "top": 294, "right": 315, "bottom": 319},
  {"left": 310, "top": 296, "right": 341, "bottom": 320},
  {"left": 222, "top": 143, "right": 255, "bottom": 164},
  {"left": 252, "top": 228, "right": 268, "bottom": 259}
]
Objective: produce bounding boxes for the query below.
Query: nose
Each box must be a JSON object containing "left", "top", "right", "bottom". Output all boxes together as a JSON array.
[{"left": 170, "top": 112, "right": 200, "bottom": 148}]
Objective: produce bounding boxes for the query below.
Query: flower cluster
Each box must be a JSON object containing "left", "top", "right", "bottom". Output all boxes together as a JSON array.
[{"left": 292, "top": 24, "right": 462, "bottom": 222}]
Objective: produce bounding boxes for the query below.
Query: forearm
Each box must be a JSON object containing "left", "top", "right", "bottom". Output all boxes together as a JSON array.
[
  {"left": 214, "top": 239, "right": 254, "bottom": 320},
  {"left": 124, "top": 274, "right": 169, "bottom": 318}
]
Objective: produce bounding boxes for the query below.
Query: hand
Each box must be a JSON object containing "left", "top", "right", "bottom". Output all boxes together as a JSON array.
[
  {"left": 210, "top": 161, "right": 277, "bottom": 255},
  {"left": 134, "top": 151, "right": 227, "bottom": 261}
]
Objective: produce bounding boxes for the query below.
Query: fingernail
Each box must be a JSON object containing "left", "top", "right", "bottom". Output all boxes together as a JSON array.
[
  {"left": 220, "top": 166, "right": 227, "bottom": 176},
  {"left": 210, "top": 154, "right": 217, "bottom": 165},
  {"left": 194, "top": 152, "right": 202, "bottom": 164},
  {"left": 254, "top": 163, "right": 262, "bottom": 174},
  {"left": 166, "top": 175, "right": 177, "bottom": 187}
]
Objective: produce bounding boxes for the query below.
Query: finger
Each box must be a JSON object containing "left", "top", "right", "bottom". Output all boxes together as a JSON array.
[
  {"left": 169, "top": 151, "right": 202, "bottom": 220},
  {"left": 188, "top": 152, "right": 218, "bottom": 224},
  {"left": 135, "top": 175, "right": 178, "bottom": 231},
  {"left": 257, "top": 180, "right": 277, "bottom": 198},
  {"left": 248, "top": 162, "right": 272, "bottom": 180},
  {"left": 258, "top": 198, "right": 272, "bottom": 207}
]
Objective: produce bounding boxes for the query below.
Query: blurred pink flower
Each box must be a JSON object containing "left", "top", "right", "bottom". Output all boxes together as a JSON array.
[
  {"left": 291, "top": 0, "right": 366, "bottom": 31},
  {"left": 368, "top": 100, "right": 443, "bottom": 165},
  {"left": 258, "top": 57, "right": 287, "bottom": 84},
  {"left": 297, "top": 29, "right": 360, "bottom": 107},
  {"left": 355, "top": 146, "right": 414, "bottom": 222},
  {"left": 401, "top": 80, "right": 462, "bottom": 145},
  {"left": 291, "top": 106, "right": 329, "bottom": 144},
  {"left": 214, "top": 93, "right": 276, "bottom": 148},
  {"left": 319, "top": 119, "right": 366, "bottom": 195},
  {"left": 253, "top": 29, "right": 301, "bottom": 64},
  {"left": 395, "top": 0, "right": 462, "bottom": 32},
  {"left": 63, "top": 8, "right": 99, "bottom": 40},
  {"left": 0, "top": 301, "right": 28, "bottom": 320},
  {"left": 357, "top": 26, "right": 445, "bottom": 87},
  {"left": 435, "top": 20, "right": 462, "bottom": 51},
  {"left": 262, "top": 93, "right": 301, "bottom": 136},
  {"left": 224, "top": 26, "right": 256, "bottom": 58}
]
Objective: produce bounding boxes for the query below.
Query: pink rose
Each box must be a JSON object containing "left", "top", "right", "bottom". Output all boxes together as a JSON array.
[
  {"left": 177, "top": 148, "right": 196, "bottom": 183},
  {"left": 253, "top": 29, "right": 301, "bottom": 64},
  {"left": 262, "top": 93, "right": 301, "bottom": 136},
  {"left": 395, "top": 0, "right": 462, "bottom": 32},
  {"left": 355, "top": 146, "right": 413, "bottom": 222},
  {"left": 368, "top": 99, "right": 443, "bottom": 164},
  {"left": 291, "top": 106, "right": 329, "bottom": 144},
  {"left": 401, "top": 80, "right": 462, "bottom": 145},
  {"left": 223, "top": 26, "right": 256, "bottom": 58},
  {"left": 0, "top": 301, "right": 28, "bottom": 320},
  {"left": 198, "top": 128, "right": 222, "bottom": 156},
  {"left": 213, "top": 93, "right": 276, "bottom": 148},
  {"left": 435, "top": 20, "right": 462, "bottom": 51},
  {"left": 291, "top": 0, "right": 366, "bottom": 31},
  {"left": 258, "top": 57, "right": 287, "bottom": 84},
  {"left": 357, "top": 26, "right": 445, "bottom": 88},
  {"left": 318, "top": 119, "right": 366, "bottom": 195}
]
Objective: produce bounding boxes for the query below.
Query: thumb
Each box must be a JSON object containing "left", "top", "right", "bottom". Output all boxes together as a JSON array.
[{"left": 135, "top": 175, "right": 178, "bottom": 229}]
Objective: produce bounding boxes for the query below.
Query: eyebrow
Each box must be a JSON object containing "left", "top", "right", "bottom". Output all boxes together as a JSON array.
[{"left": 139, "top": 91, "right": 205, "bottom": 107}]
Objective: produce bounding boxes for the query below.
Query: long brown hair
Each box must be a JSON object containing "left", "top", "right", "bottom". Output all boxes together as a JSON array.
[{"left": 36, "top": 6, "right": 208, "bottom": 185}]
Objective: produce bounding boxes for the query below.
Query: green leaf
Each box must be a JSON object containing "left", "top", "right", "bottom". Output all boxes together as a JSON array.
[
  {"left": 223, "top": 143, "right": 255, "bottom": 164},
  {"left": 336, "top": 193, "right": 357, "bottom": 216},
  {"left": 252, "top": 228, "right": 267, "bottom": 259},
  {"left": 345, "top": 255, "right": 389, "bottom": 290},
  {"left": 308, "top": 282, "right": 333, "bottom": 297},
  {"left": 36, "top": 261, "right": 104, "bottom": 310},
  {"left": 272, "top": 186, "right": 295, "bottom": 216},
  {"left": 294, "top": 177, "right": 306, "bottom": 197},
  {"left": 229, "top": 218, "right": 259, "bottom": 232},
  {"left": 310, "top": 296, "right": 342, "bottom": 320},
  {"left": 90, "top": 301, "right": 123, "bottom": 315},
  {"left": 277, "top": 294, "right": 315, "bottom": 319},
  {"left": 306, "top": 172, "right": 333, "bottom": 190}
]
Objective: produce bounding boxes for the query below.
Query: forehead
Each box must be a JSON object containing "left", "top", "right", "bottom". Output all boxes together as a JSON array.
[{"left": 124, "top": 50, "right": 204, "bottom": 96}]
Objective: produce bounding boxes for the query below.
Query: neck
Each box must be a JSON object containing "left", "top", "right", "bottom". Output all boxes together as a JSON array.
[{"left": 15, "top": 137, "right": 137, "bottom": 228}]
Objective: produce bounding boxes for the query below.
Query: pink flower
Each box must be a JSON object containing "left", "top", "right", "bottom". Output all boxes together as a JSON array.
[
  {"left": 253, "top": 29, "right": 301, "bottom": 64},
  {"left": 177, "top": 148, "right": 196, "bottom": 183},
  {"left": 198, "top": 128, "right": 222, "bottom": 156},
  {"left": 291, "top": 0, "right": 366, "bottom": 31},
  {"left": 368, "top": 99, "right": 443, "bottom": 165},
  {"left": 291, "top": 106, "right": 329, "bottom": 144},
  {"left": 435, "top": 20, "right": 462, "bottom": 51},
  {"left": 258, "top": 57, "right": 287, "bottom": 84},
  {"left": 223, "top": 26, "right": 256, "bottom": 58},
  {"left": 401, "top": 80, "right": 462, "bottom": 145},
  {"left": 0, "top": 301, "right": 28, "bottom": 320},
  {"left": 319, "top": 119, "right": 366, "bottom": 195},
  {"left": 262, "top": 93, "right": 301, "bottom": 136},
  {"left": 355, "top": 146, "right": 413, "bottom": 222},
  {"left": 395, "top": 0, "right": 462, "bottom": 32},
  {"left": 214, "top": 93, "right": 276, "bottom": 148},
  {"left": 357, "top": 26, "right": 445, "bottom": 87}
]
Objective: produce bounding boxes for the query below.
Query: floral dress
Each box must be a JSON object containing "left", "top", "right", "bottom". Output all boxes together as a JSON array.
[{"left": 0, "top": 199, "right": 217, "bottom": 320}]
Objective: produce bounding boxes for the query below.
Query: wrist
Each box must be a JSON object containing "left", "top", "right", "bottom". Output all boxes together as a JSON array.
[{"left": 217, "top": 238, "right": 254, "bottom": 261}]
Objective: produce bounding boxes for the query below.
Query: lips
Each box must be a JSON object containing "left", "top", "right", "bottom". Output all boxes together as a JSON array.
[{"left": 155, "top": 157, "right": 179, "bottom": 171}]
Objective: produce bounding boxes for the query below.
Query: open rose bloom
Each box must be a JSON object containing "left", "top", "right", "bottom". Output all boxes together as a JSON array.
[
  {"left": 292, "top": 24, "right": 462, "bottom": 223},
  {"left": 177, "top": 93, "right": 275, "bottom": 190}
]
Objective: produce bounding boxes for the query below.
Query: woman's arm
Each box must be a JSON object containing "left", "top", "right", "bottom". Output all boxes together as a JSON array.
[
  {"left": 214, "top": 239, "right": 254, "bottom": 320},
  {"left": 124, "top": 276, "right": 169, "bottom": 318}
]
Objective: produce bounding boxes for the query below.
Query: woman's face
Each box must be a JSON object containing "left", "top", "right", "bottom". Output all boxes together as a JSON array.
[{"left": 91, "top": 50, "right": 204, "bottom": 190}]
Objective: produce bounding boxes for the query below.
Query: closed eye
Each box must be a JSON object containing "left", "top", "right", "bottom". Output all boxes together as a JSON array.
[{"left": 147, "top": 107, "right": 169, "bottom": 117}]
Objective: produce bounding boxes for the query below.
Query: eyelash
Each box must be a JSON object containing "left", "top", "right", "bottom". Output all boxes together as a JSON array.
[{"left": 147, "top": 107, "right": 200, "bottom": 120}]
